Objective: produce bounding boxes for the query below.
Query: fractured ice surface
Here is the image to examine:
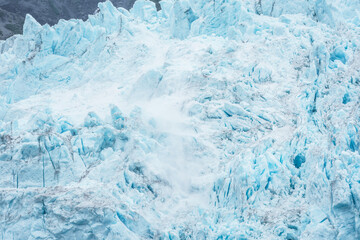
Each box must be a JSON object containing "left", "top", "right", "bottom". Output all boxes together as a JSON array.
[{"left": 0, "top": 0, "right": 360, "bottom": 239}]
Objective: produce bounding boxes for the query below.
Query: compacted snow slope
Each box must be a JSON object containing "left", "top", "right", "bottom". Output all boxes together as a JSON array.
[{"left": 0, "top": 0, "right": 360, "bottom": 239}]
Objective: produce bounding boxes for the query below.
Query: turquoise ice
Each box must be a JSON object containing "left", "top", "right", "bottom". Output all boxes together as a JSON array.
[{"left": 0, "top": 0, "right": 360, "bottom": 239}]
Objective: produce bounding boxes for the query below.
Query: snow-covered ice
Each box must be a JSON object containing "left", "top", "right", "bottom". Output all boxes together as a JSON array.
[{"left": 0, "top": 0, "right": 360, "bottom": 239}]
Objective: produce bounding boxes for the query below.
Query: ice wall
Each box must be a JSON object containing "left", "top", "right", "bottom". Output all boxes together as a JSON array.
[{"left": 0, "top": 0, "right": 360, "bottom": 239}]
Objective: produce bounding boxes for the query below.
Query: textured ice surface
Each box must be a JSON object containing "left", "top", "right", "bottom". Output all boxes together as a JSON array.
[{"left": 0, "top": 0, "right": 360, "bottom": 239}]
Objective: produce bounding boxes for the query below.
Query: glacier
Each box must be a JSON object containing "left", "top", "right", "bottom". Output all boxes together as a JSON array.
[{"left": 0, "top": 0, "right": 360, "bottom": 239}]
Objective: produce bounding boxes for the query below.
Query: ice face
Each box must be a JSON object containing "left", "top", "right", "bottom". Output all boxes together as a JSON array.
[{"left": 0, "top": 0, "right": 360, "bottom": 239}]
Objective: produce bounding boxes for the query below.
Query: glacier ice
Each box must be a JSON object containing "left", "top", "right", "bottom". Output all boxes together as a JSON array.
[{"left": 0, "top": 0, "right": 360, "bottom": 239}]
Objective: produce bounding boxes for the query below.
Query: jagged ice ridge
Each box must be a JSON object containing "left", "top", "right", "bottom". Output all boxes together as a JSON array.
[{"left": 0, "top": 0, "right": 360, "bottom": 239}]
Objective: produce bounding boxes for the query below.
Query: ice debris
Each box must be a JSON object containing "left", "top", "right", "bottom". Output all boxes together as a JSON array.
[{"left": 0, "top": 0, "right": 360, "bottom": 239}]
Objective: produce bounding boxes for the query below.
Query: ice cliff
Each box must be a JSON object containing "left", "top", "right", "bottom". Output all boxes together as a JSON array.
[
  {"left": 0, "top": 0, "right": 360, "bottom": 239},
  {"left": 0, "top": 0, "right": 144, "bottom": 40}
]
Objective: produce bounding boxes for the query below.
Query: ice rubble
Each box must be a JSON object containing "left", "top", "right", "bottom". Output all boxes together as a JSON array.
[{"left": 0, "top": 0, "right": 360, "bottom": 239}]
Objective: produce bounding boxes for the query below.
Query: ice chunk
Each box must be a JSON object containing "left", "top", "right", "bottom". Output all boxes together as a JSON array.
[
  {"left": 189, "top": 0, "right": 247, "bottom": 37},
  {"left": 170, "top": 0, "right": 198, "bottom": 39},
  {"left": 116, "top": 208, "right": 157, "bottom": 238},
  {"left": 131, "top": 0, "right": 158, "bottom": 23},
  {"left": 252, "top": 64, "right": 272, "bottom": 83},
  {"left": 89, "top": 0, "right": 124, "bottom": 34},
  {"left": 342, "top": 93, "right": 350, "bottom": 104},
  {"left": 110, "top": 105, "right": 126, "bottom": 130},
  {"left": 23, "top": 14, "right": 42, "bottom": 37},
  {"left": 330, "top": 46, "right": 347, "bottom": 64},
  {"left": 159, "top": 0, "right": 173, "bottom": 19},
  {"left": 293, "top": 154, "right": 306, "bottom": 169},
  {"left": 222, "top": 103, "right": 249, "bottom": 117},
  {"left": 84, "top": 112, "right": 102, "bottom": 128}
]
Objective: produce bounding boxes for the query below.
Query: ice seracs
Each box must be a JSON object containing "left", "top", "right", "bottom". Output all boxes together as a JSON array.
[{"left": 0, "top": 0, "right": 360, "bottom": 239}]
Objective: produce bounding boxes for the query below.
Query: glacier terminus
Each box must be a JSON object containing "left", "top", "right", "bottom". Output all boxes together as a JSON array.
[{"left": 0, "top": 0, "right": 360, "bottom": 239}]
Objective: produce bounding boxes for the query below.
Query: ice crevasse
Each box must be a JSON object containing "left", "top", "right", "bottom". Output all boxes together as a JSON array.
[{"left": 0, "top": 0, "right": 360, "bottom": 239}]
